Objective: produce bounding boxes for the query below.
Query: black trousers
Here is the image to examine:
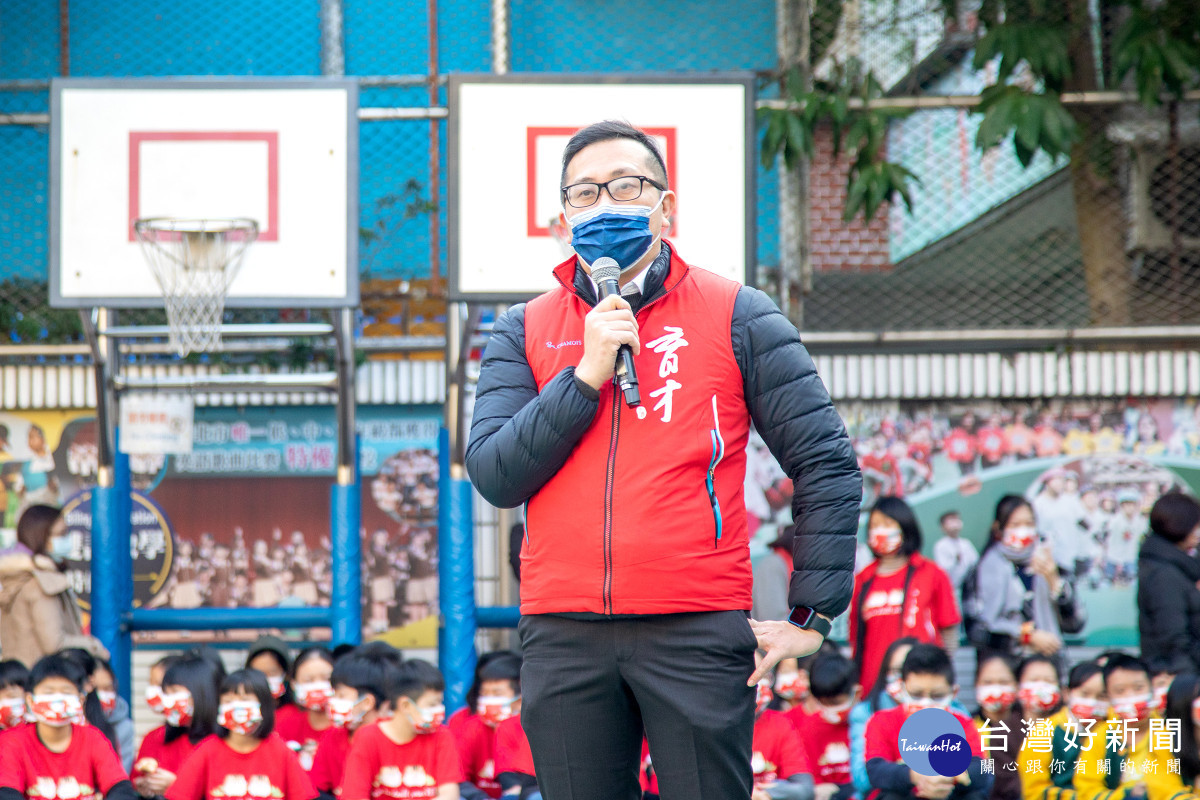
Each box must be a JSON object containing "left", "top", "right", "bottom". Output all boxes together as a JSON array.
[{"left": 517, "top": 611, "right": 757, "bottom": 800}]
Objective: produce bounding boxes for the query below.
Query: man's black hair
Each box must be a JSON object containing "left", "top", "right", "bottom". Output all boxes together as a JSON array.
[
  {"left": 330, "top": 641, "right": 404, "bottom": 709},
  {"left": 29, "top": 653, "right": 86, "bottom": 692},
  {"left": 163, "top": 651, "right": 226, "bottom": 744},
  {"left": 1067, "top": 660, "right": 1103, "bottom": 691},
  {"left": 389, "top": 658, "right": 445, "bottom": 705},
  {"left": 218, "top": 669, "right": 274, "bottom": 739},
  {"left": 0, "top": 659, "right": 29, "bottom": 691},
  {"left": 560, "top": 120, "right": 669, "bottom": 188},
  {"left": 1150, "top": 492, "right": 1200, "bottom": 544},
  {"left": 900, "top": 643, "right": 955, "bottom": 685},
  {"left": 1102, "top": 653, "right": 1151, "bottom": 686},
  {"left": 871, "top": 496, "right": 923, "bottom": 557},
  {"left": 466, "top": 651, "right": 512, "bottom": 711},
  {"left": 809, "top": 652, "right": 858, "bottom": 700}
]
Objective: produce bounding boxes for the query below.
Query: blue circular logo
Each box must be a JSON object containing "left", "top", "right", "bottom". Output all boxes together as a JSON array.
[{"left": 898, "top": 708, "right": 971, "bottom": 777}]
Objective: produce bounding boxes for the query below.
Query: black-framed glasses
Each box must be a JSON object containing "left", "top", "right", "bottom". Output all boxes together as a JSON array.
[{"left": 561, "top": 175, "right": 665, "bottom": 208}]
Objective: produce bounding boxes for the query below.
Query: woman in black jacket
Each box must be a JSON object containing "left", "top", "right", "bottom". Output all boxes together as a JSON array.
[{"left": 1137, "top": 491, "right": 1200, "bottom": 672}]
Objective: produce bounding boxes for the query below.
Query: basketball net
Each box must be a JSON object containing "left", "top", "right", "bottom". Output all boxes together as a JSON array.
[{"left": 133, "top": 218, "right": 258, "bottom": 356}]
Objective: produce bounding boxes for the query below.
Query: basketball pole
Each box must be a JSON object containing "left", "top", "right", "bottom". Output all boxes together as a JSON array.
[{"left": 330, "top": 306, "right": 363, "bottom": 647}]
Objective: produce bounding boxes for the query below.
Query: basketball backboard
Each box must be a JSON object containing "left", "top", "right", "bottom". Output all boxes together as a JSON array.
[
  {"left": 50, "top": 78, "right": 359, "bottom": 308},
  {"left": 448, "top": 74, "right": 756, "bottom": 301}
]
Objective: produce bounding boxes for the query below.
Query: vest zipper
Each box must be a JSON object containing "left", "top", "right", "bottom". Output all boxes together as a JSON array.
[
  {"left": 603, "top": 389, "right": 621, "bottom": 614},
  {"left": 706, "top": 394, "right": 725, "bottom": 548}
]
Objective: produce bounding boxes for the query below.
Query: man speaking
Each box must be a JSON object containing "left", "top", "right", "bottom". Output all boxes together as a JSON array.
[{"left": 466, "top": 120, "right": 862, "bottom": 800}]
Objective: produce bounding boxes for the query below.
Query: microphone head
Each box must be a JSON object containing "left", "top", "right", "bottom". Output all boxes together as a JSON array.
[{"left": 590, "top": 258, "right": 620, "bottom": 285}]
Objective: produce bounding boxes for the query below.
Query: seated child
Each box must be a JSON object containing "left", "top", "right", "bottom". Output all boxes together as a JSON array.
[
  {"left": 0, "top": 653, "right": 136, "bottom": 800},
  {"left": 165, "top": 669, "right": 314, "bottom": 800},
  {"left": 750, "top": 673, "right": 812, "bottom": 800},
  {"left": 454, "top": 653, "right": 522, "bottom": 800},
  {"left": 494, "top": 716, "right": 538, "bottom": 800},
  {"left": 864, "top": 643, "right": 992, "bottom": 800},
  {"left": 798, "top": 652, "right": 858, "bottom": 800},
  {"left": 0, "top": 660, "right": 29, "bottom": 734},
  {"left": 340, "top": 660, "right": 463, "bottom": 800}
]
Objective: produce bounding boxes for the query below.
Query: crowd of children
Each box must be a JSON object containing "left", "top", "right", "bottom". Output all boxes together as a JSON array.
[{"left": 6, "top": 632, "right": 1200, "bottom": 800}]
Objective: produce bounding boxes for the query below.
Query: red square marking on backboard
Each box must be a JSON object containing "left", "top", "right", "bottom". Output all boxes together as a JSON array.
[
  {"left": 526, "top": 126, "right": 677, "bottom": 238},
  {"left": 128, "top": 131, "right": 280, "bottom": 242}
]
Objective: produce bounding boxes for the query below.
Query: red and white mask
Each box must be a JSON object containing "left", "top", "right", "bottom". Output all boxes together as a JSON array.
[
  {"left": 97, "top": 690, "right": 118, "bottom": 716},
  {"left": 1111, "top": 693, "right": 1152, "bottom": 723},
  {"left": 477, "top": 695, "right": 518, "bottom": 728},
  {"left": 975, "top": 684, "right": 1016, "bottom": 715},
  {"left": 817, "top": 697, "right": 855, "bottom": 725},
  {"left": 755, "top": 681, "right": 774, "bottom": 715},
  {"left": 0, "top": 697, "right": 26, "bottom": 729},
  {"left": 294, "top": 681, "right": 333, "bottom": 712},
  {"left": 1018, "top": 681, "right": 1061, "bottom": 716},
  {"left": 218, "top": 700, "right": 263, "bottom": 735},
  {"left": 145, "top": 685, "right": 166, "bottom": 715},
  {"left": 1067, "top": 695, "right": 1107, "bottom": 721},
  {"left": 327, "top": 695, "right": 366, "bottom": 729},
  {"left": 410, "top": 703, "right": 445, "bottom": 734},
  {"left": 1190, "top": 696, "right": 1200, "bottom": 727},
  {"left": 161, "top": 691, "right": 194, "bottom": 728},
  {"left": 1152, "top": 685, "right": 1169, "bottom": 715},
  {"left": 267, "top": 676, "right": 286, "bottom": 700},
  {"left": 774, "top": 670, "right": 809, "bottom": 702},
  {"left": 868, "top": 526, "right": 903, "bottom": 557},
  {"left": 31, "top": 693, "right": 83, "bottom": 727}
]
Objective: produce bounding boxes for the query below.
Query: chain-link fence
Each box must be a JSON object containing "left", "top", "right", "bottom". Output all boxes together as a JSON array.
[{"left": 3, "top": 0, "right": 1199, "bottom": 348}]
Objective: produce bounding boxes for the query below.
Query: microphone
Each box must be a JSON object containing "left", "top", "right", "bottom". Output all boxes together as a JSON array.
[{"left": 590, "top": 257, "right": 641, "bottom": 408}]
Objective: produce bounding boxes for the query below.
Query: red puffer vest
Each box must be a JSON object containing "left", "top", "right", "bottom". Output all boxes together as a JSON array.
[{"left": 520, "top": 243, "right": 753, "bottom": 615}]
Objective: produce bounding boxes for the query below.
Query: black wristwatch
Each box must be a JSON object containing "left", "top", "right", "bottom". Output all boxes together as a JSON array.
[{"left": 787, "top": 606, "right": 832, "bottom": 638}]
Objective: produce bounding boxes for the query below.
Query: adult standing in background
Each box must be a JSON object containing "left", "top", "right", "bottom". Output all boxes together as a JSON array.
[
  {"left": 1137, "top": 492, "right": 1200, "bottom": 673},
  {"left": 752, "top": 524, "right": 796, "bottom": 622},
  {"left": 933, "top": 510, "right": 977, "bottom": 600},
  {"left": 467, "top": 120, "right": 862, "bottom": 800}
]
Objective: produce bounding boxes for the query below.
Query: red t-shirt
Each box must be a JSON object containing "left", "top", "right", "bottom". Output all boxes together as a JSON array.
[
  {"left": 864, "top": 706, "right": 983, "bottom": 764},
  {"left": 793, "top": 712, "right": 852, "bottom": 785},
  {"left": 276, "top": 705, "right": 331, "bottom": 772},
  {"left": 0, "top": 722, "right": 129, "bottom": 800},
  {"left": 133, "top": 725, "right": 202, "bottom": 776},
  {"left": 849, "top": 555, "right": 961, "bottom": 692},
  {"left": 445, "top": 708, "right": 473, "bottom": 739},
  {"left": 975, "top": 426, "right": 1007, "bottom": 463},
  {"left": 310, "top": 727, "right": 352, "bottom": 795},
  {"left": 165, "top": 733, "right": 315, "bottom": 800},
  {"left": 942, "top": 429, "right": 975, "bottom": 463},
  {"left": 340, "top": 724, "right": 464, "bottom": 800},
  {"left": 493, "top": 717, "right": 535, "bottom": 777},
  {"left": 451, "top": 715, "right": 501, "bottom": 798},
  {"left": 752, "top": 711, "right": 810, "bottom": 787}
]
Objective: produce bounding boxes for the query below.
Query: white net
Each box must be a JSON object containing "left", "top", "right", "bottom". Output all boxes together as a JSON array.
[{"left": 133, "top": 218, "right": 259, "bottom": 355}]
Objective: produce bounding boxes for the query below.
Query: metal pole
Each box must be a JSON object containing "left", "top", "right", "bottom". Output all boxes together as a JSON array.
[
  {"left": 438, "top": 427, "right": 476, "bottom": 712},
  {"left": 320, "top": 0, "right": 345, "bottom": 77},
  {"left": 428, "top": 0, "right": 441, "bottom": 288},
  {"left": 330, "top": 307, "right": 362, "bottom": 646},
  {"left": 776, "top": 0, "right": 811, "bottom": 327},
  {"left": 491, "top": 0, "right": 509, "bottom": 74}
]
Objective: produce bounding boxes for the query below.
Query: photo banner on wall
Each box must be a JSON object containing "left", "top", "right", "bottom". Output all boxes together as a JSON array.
[{"left": 448, "top": 74, "right": 756, "bottom": 301}]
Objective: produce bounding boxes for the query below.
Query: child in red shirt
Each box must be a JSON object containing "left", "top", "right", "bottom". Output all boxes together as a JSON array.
[
  {"left": 277, "top": 648, "right": 335, "bottom": 773},
  {"left": 750, "top": 678, "right": 811, "bottom": 800},
  {"left": 311, "top": 643, "right": 404, "bottom": 799},
  {"left": 133, "top": 652, "right": 225, "bottom": 797},
  {"left": 165, "top": 669, "right": 314, "bottom": 800},
  {"left": 452, "top": 653, "right": 522, "bottom": 800},
  {"left": 340, "top": 660, "right": 463, "bottom": 800},
  {"left": 493, "top": 716, "right": 537, "bottom": 800},
  {"left": 863, "top": 644, "right": 990, "bottom": 800},
  {"left": 0, "top": 653, "right": 136, "bottom": 800},
  {"left": 796, "top": 652, "right": 858, "bottom": 800}
]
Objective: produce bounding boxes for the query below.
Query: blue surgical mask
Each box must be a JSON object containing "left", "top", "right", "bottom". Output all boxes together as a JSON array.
[
  {"left": 568, "top": 198, "right": 664, "bottom": 272},
  {"left": 48, "top": 535, "right": 73, "bottom": 562}
]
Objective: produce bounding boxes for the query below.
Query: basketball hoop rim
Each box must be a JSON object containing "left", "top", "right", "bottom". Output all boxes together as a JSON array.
[{"left": 133, "top": 217, "right": 260, "bottom": 239}]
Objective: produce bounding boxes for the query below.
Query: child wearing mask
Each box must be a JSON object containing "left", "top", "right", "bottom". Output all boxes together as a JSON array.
[
  {"left": 133, "top": 653, "right": 225, "bottom": 799},
  {"left": 165, "top": 669, "right": 314, "bottom": 800},
  {"left": 971, "top": 655, "right": 1020, "bottom": 800},
  {"left": 1074, "top": 654, "right": 1184, "bottom": 800},
  {"left": 750, "top": 661, "right": 813, "bottom": 800},
  {"left": 340, "top": 660, "right": 462, "bottom": 800},
  {"left": 279, "top": 648, "right": 335, "bottom": 773},
  {"left": 145, "top": 656, "right": 182, "bottom": 721},
  {"left": 1019, "top": 660, "right": 1108, "bottom": 800},
  {"left": 454, "top": 653, "right": 522, "bottom": 800},
  {"left": 796, "top": 653, "right": 858, "bottom": 800},
  {"left": 245, "top": 636, "right": 294, "bottom": 712},
  {"left": 311, "top": 643, "right": 403, "bottom": 800},
  {"left": 494, "top": 715, "right": 538, "bottom": 800},
  {"left": 864, "top": 644, "right": 992, "bottom": 800},
  {"left": 851, "top": 638, "right": 919, "bottom": 797},
  {"left": 0, "top": 660, "right": 29, "bottom": 734},
  {"left": 0, "top": 654, "right": 136, "bottom": 800},
  {"left": 1014, "top": 655, "right": 1069, "bottom": 800},
  {"left": 92, "top": 658, "right": 135, "bottom": 773}
]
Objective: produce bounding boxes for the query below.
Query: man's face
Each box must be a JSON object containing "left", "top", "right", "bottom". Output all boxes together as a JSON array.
[{"left": 561, "top": 137, "right": 675, "bottom": 273}]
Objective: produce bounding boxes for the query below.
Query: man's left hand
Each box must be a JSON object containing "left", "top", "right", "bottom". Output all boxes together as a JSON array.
[{"left": 747, "top": 618, "right": 825, "bottom": 685}]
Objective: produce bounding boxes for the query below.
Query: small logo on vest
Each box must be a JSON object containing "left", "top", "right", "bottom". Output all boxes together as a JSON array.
[{"left": 546, "top": 339, "right": 582, "bottom": 350}]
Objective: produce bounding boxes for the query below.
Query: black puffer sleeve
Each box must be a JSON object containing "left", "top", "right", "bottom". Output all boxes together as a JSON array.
[
  {"left": 732, "top": 286, "right": 862, "bottom": 619},
  {"left": 465, "top": 303, "right": 601, "bottom": 508}
]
